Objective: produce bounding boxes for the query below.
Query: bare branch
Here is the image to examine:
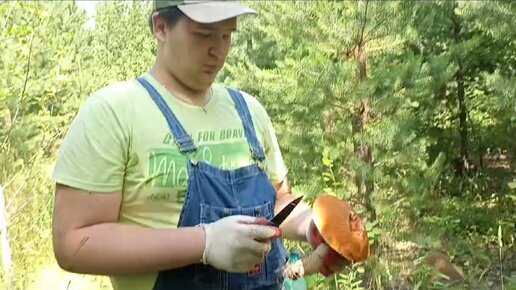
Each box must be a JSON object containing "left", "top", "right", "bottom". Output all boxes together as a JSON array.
[
  {"left": 364, "top": 16, "right": 389, "bottom": 43},
  {"left": 1, "top": 19, "right": 36, "bottom": 150},
  {"left": 0, "top": 1, "right": 16, "bottom": 38}
]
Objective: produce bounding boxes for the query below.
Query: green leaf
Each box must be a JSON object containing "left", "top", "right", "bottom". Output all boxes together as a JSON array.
[
  {"left": 372, "top": 228, "right": 383, "bottom": 235},
  {"left": 322, "top": 155, "right": 332, "bottom": 167}
]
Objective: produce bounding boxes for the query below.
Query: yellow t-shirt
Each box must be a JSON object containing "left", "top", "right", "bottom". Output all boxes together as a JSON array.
[{"left": 52, "top": 72, "right": 289, "bottom": 290}]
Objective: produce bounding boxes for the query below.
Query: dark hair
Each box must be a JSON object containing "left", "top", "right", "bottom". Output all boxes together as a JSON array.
[{"left": 148, "top": 6, "right": 185, "bottom": 33}]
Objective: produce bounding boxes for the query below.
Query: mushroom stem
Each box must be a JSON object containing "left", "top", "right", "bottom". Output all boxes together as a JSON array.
[{"left": 283, "top": 244, "right": 329, "bottom": 280}]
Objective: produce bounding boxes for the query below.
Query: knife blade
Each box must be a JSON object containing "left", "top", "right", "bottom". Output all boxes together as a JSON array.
[{"left": 269, "top": 195, "right": 303, "bottom": 227}]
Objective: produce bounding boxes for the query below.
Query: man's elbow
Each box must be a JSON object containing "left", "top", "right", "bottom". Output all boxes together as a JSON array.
[
  {"left": 52, "top": 232, "right": 84, "bottom": 274},
  {"left": 53, "top": 242, "right": 75, "bottom": 273}
]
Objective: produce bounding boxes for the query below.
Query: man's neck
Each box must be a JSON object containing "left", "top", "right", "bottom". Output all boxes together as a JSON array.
[{"left": 149, "top": 64, "right": 210, "bottom": 107}]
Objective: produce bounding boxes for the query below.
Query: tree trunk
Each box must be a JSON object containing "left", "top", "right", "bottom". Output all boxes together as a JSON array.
[
  {"left": 352, "top": 35, "right": 376, "bottom": 221},
  {"left": 452, "top": 1, "right": 471, "bottom": 176},
  {"left": 457, "top": 61, "right": 468, "bottom": 159}
]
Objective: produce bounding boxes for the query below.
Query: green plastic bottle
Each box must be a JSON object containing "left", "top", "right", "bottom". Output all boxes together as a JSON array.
[{"left": 282, "top": 251, "right": 308, "bottom": 290}]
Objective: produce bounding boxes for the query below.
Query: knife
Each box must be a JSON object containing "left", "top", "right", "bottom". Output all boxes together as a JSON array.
[
  {"left": 268, "top": 195, "right": 303, "bottom": 227},
  {"left": 249, "top": 197, "right": 303, "bottom": 274}
]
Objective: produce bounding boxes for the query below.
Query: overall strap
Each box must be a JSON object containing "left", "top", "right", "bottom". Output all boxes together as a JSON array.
[
  {"left": 136, "top": 77, "right": 196, "bottom": 154},
  {"left": 227, "top": 88, "right": 266, "bottom": 161}
]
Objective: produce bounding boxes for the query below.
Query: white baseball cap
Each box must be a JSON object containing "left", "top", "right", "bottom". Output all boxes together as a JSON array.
[{"left": 153, "top": 0, "right": 257, "bottom": 23}]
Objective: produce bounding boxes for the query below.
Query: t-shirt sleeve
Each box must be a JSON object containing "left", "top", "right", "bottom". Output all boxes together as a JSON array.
[
  {"left": 52, "top": 94, "right": 128, "bottom": 193},
  {"left": 241, "top": 91, "right": 289, "bottom": 185},
  {"left": 262, "top": 112, "right": 289, "bottom": 185}
]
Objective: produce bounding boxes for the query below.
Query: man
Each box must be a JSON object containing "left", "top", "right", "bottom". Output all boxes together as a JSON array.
[{"left": 51, "top": 1, "right": 346, "bottom": 290}]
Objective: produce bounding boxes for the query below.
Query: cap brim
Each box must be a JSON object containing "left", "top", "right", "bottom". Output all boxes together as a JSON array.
[{"left": 178, "top": 2, "right": 257, "bottom": 24}]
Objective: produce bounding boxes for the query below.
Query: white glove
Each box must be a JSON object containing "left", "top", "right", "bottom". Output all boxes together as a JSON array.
[
  {"left": 201, "top": 215, "right": 281, "bottom": 273},
  {"left": 283, "top": 243, "right": 329, "bottom": 280}
]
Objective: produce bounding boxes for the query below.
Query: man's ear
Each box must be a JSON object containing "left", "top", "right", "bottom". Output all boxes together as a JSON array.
[{"left": 152, "top": 12, "right": 168, "bottom": 43}]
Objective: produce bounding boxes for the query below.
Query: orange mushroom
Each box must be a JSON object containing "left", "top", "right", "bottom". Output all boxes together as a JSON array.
[{"left": 283, "top": 195, "right": 371, "bottom": 279}]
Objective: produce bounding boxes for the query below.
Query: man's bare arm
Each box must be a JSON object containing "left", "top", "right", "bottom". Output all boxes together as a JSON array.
[
  {"left": 273, "top": 177, "right": 313, "bottom": 242},
  {"left": 52, "top": 184, "right": 205, "bottom": 276}
]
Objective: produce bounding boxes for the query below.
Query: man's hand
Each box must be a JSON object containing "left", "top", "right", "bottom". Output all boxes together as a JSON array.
[
  {"left": 274, "top": 177, "right": 313, "bottom": 241},
  {"left": 306, "top": 219, "right": 350, "bottom": 276},
  {"left": 202, "top": 215, "right": 282, "bottom": 273}
]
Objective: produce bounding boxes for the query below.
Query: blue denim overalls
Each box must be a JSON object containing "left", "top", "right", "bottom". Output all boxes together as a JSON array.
[{"left": 136, "top": 77, "right": 288, "bottom": 290}]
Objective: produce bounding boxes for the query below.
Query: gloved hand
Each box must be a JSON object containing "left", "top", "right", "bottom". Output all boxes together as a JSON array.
[
  {"left": 305, "top": 219, "right": 350, "bottom": 276},
  {"left": 283, "top": 242, "right": 350, "bottom": 280},
  {"left": 202, "top": 215, "right": 281, "bottom": 273}
]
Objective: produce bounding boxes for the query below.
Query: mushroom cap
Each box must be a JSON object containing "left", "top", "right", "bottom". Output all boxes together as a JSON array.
[{"left": 312, "top": 195, "right": 370, "bottom": 263}]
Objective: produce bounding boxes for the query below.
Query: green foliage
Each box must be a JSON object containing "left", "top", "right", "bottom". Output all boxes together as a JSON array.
[
  {"left": 0, "top": 1, "right": 154, "bottom": 289},
  {"left": 91, "top": 1, "right": 155, "bottom": 85},
  {"left": 1, "top": 1, "right": 515, "bottom": 289},
  {"left": 1, "top": 2, "right": 93, "bottom": 289}
]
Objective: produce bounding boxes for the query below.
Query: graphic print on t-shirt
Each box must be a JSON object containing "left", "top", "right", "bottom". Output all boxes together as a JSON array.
[{"left": 147, "top": 127, "right": 253, "bottom": 204}]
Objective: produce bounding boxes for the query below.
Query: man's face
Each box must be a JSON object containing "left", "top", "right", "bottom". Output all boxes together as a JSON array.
[{"left": 155, "top": 13, "right": 236, "bottom": 91}]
